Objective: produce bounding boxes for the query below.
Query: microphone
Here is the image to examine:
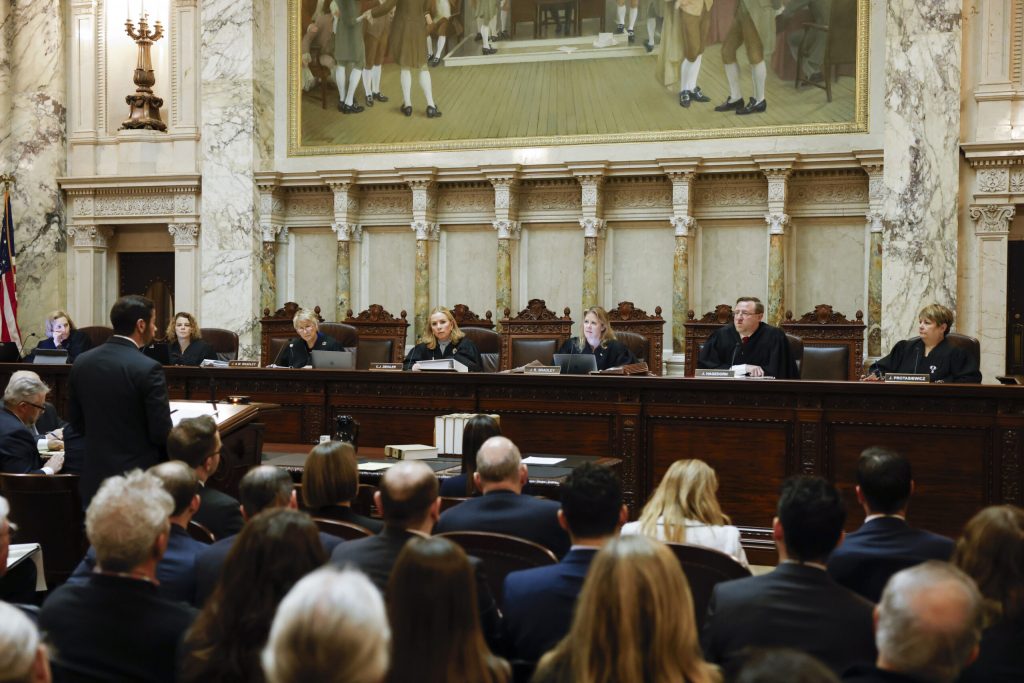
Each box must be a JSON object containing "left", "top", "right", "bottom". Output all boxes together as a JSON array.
[
  {"left": 208, "top": 376, "right": 218, "bottom": 409},
  {"left": 911, "top": 347, "right": 921, "bottom": 374},
  {"left": 19, "top": 332, "right": 38, "bottom": 359},
  {"left": 730, "top": 341, "right": 741, "bottom": 367}
]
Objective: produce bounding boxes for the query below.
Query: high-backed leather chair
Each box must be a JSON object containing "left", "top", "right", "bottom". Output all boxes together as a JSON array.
[
  {"left": 786, "top": 333, "right": 804, "bottom": 374},
  {"left": 312, "top": 517, "right": 374, "bottom": 541},
  {"left": 498, "top": 300, "right": 573, "bottom": 371},
  {"left": 78, "top": 326, "right": 114, "bottom": 349},
  {"left": 452, "top": 304, "right": 501, "bottom": 372},
  {"left": 199, "top": 327, "right": 240, "bottom": 361},
  {"left": 665, "top": 542, "right": 751, "bottom": 631},
  {"left": 318, "top": 322, "right": 359, "bottom": 349},
  {"left": 781, "top": 305, "right": 866, "bottom": 380},
  {"left": 801, "top": 346, "right": 850, "bottom": 381},
  {"left": 607, "top": 301, "right": 666, "bottom": 375},
  {"left": 261, "top": 302, "right": 322, "bottom": 365},
  {"left": 683, "top": 305, "right": 734, "bottom": 376},
  {"left": 345, "top": 305, "right": 410, "bottom": 368},
  {"left": 945, "top": 332, "right": 981, "bottom": 370},
  {"left": 437, "top": 531, "right": 558, "bottom": 604}
]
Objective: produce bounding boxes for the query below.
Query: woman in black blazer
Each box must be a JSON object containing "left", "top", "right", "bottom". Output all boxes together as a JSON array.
[
  {"left": 274, "top": 308, "right": 343, "bottom": 368},
  {"left": 403, "top": 306, "right": 482, "bottom": 371},
  {"left": 166, "top": 312, "right": 218, "bottom": 366},
  {"left": 24, "top": 309, "right": 92, "bottom": 363},
  {"left": 556, "top": 306, "right": 636, "bottom": 371}
]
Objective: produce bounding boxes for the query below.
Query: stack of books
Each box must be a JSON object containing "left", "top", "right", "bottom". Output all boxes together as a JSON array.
[{"left": 434, "top": 413, "right": 501, "bottom": 455}]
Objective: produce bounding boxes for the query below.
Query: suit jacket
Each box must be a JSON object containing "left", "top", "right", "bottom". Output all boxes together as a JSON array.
[
  {"left": 703, "top": 562, "right": 876, "bottom": 676},
  {"left": 0, "top": 408, "right": 44, "bottom": 474},
  {"left": 842, "top": 664, "right": 928, "bottom": 683},
  {"left": 501, "top": 547, "right": 597, "bottom": 662},
  {"left": 194, "top": 484, "right": 245, "bottom": 540},
  {"left": 434, "top": 489, "right": 570, "bottom": 558},
  {"left": 35, "top": 401, "right": 67, "bottom": 436},
  {"left": 957, "top": 617, "right": 1024, "bottom": 683},
  {"left": 827, "top": 516, "right": 955, "bottom": 603},
  {"left": 68, "top": 337, "right": 173, "bottom": 504},
  {"left": 39, "top": 573, "right": 197, "bottom": 683},
  {"left": 311, "top": 504, "right": 385, "bottom": 533}
]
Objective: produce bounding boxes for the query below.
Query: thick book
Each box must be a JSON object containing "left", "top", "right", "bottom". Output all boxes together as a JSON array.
[
  {"left": 385, "top": 444, "right": 439, "bottom": 460},
  {"left": 412, "top": 358, "right": 468, "bottom": 372}
]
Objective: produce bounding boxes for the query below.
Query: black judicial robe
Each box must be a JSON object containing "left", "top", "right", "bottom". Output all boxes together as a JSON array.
[
  {"left": 556, "top": 337, "right": 637, "bottom": 371},
  {"left": 275, "top": 333, "right": 343, "bottom": 368},
  {"left": 698, "top": 322, "right": 799, "bottom": 379},
  {"left": 869, "top": 337, "right": 981, "bottom": 383},
  {"left": 403, "top": 337, "right": 482, "bottom": 371},
  {"left": 167, "top": 339, "right": 218, "bottom": 366},
  {"left": 23, "top": 330, "right": 92, "bottom": 363}
]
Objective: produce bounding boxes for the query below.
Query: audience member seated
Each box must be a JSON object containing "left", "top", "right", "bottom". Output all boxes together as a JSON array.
[
  {"left": 0, "top": 601, "right": 50, "bottom": 683},
  {"left": 0, "top": 372, "right": 63, "bottom": 475},
  {"left": 302, "top": 440, "right": 383, "bottom": 533},
  {"left": 502, "top": 463, "right": 627, "bottom": 664},
  {"left": 622, "top": 458, "right": 748, "bottom": 567},
  {"left": 555, "top": 306, "right": 637, "bottom": 370},
  {"left": 403, "top": 306, "right": 483, "bottom": 372},
  {"left": 165, "top": 311, "right": 218, "bottom": 366},
  {"left": 439, "top": 414, "right": 502, "bottom": 497},
  {"left": 195, "top": 466, "right": 341, "bottom": 604},
  {"left": 827, "top": 447, "right": 955, "bottom": 602},
  {"left": 697, "top": 296, "right": 799, "bottom": 378},
  {"left": 387, "top": 536, "right": 510, "bottom": 683},
  {"left": 843, "top": 561, "right": 983, "bottom": 683},
  {"left": 533, "top": 535, "right": 721, "bottom": 683},
  {"left": 38, "top": 470, "right": 197, "bottom": 682},
  {"left": 181, "top": 508, "right": 327, "bottom": 683},
  {"left": 731, "top": 648, "right": 840, "bottom": 683},
  {"left": 17, "top": 372, "right": 67, "bottom": 454},
  {"left": 261, "top": 566, "right": 390, "bottom": 683},
  {"left": 0, "top": 495, "right": 38, "bottom": 605},
  {"left": 273, "top": 308, "right": 343, "bottom": 368},
  {"left": 166, "top": 415, "right": 244, "bottom": 540},
  {"left": 953, "top": 505, "right": 1024, "bottom": 683},
  {"left": 434, "top": 436, "right": 570, "bottom": 558},
  {"left": 864, "top": 303, "right": 981, "bottom": 383},
  {"left": 67, "top": 461, "right": 206, "bottom": 604},
  {"left": 703, "top": 476, "right": 876, "bottom": 676},
  {"left": 23, "top": 309, "right": 92, "bottom": 363}
]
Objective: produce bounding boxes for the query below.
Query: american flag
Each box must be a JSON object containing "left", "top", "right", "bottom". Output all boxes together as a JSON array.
[{"left": 0, "top": 189, "right": 21, "bottom": 348}]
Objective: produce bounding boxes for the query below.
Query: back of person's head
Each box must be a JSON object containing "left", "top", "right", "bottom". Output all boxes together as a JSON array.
[
  {"left": 166, "top": 415, "right": 219, "bottom": 469},
  {"left": 387, "top": 537, "right": 507, "bottom": 683},
  {"left": 302, "top": 441, "right": 359, "bottom": 509},
  {"left": 953, "top": 504, "right": 1024, "bottom": 622},
  {"left": 86, "top": 469, "right": 173, "bottom": 573},
  {"left": 729, "top": 648, "right": 839, "bottom": 683},
  {"left": 239, "top": 465, "right": 294, "bottom": 518},
  {"left": 262, "top": 566, "right": 390, "bottom": 683},
  {"left": 856, "top": 447, "right": 912, "bottom": 514},
  {"left": 378, "top": 461, "right": 438, "bottom": 526},
  {"left": 638, "top": 459, "right": 729, "bottom": 543},
  {"left": 0, "top": 495, "right": 10, "bottom": 568},
  {"left": 109, "top": 295, "right": 154, "bottom": 336},
  {"left": 460, "top": 415, "right": 502, "bottom": 495},
  {"left": 147, "top": 460, "right": 199, "bottom": 517},
  {"left": 876, "top": 561, "right": 983, "bottom": 683},
  {"left": 2, "top": 371, "right": 48, "bottom": 409},
  {"left": 776, "top": 476, "right": 845, "bottom": 563},
  {"left": 0, "top": 602, "right": 49, "bottom": 683},
  {"left": 536, "top": 534, "right": 719, "bottom": 683},
  {"left": 475, "top": 436, "right": 521, "bottom": 485},
  {"left": 560, "top": 463, "right": 623, "bottom": 539}
]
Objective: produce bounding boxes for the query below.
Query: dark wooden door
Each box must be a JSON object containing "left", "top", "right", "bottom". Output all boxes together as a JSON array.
[
  {"left": 118, "top": 253, "right": 174, "bottom": 339},
  {"left": 1006, "top": 242, "right": 1024, "bottom": 374}
]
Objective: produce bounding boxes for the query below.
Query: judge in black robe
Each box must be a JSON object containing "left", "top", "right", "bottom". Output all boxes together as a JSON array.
[
  {"left": 697, "top": 298, "right": 799, "bottom": 379},
  {"left": 866, "top": 304, "right": 981, "bottom": 383},
  {"left": 556, "top": 306, "right": 638, "bottom": 372},
  {"left": 404, "top": 306, "right": 482, "bottom": 371}
]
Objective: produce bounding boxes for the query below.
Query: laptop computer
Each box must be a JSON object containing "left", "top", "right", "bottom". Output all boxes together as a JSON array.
[
  {"left": 32, "top": 348, "right": 69, "bottom": 365},
  {"left": 311, "top": 349, "right": 356, "bottom": 370},
  {"left": 552, "top": 353, "right": 598, "bottom": 375},
  {"left": 143, "top": 342, "right": 171, "bottom": 365}
]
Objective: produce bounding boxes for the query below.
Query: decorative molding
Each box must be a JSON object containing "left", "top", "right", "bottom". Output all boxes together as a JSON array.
[
  {"left": 492, "top": 219, "right": 521, "bottom": 240},
  {"left": 580, "top": 217, "right": 607, "bottom": 238},
  {"left": 1011, "top": 169, "right": 1024, "bottom": 194},
  {"left": 978, "top": 168, "right": 1010, "bottom": 193},
  {"left": 670, "top": 215, "right": 696, "bottom": 237},
  {"left": 332, "top": 222, "right": 361, "bottom": 241},
  {"left": 277, "top": 226, "right": 291, "bottom": 243},
  {"left": 969, "top": 205, "right": 1016, "bottom": 234},
  {"left": 95, "top": 194, "right": 175, "bottom": 216},
  {"left": 169, "top": 223, "right": 200, "bottom": 246},
  {"left": 286, "top": 193, "right": 333, "bottom": 216},
  {"left": 411, "top": 220, "right": 440, "bottom": 240},
  {"left": 68, "top": 225, "right": 113, "bottom": 249},
  {"left": 765, "top": 212, "right": 791, "bottom": 235}
]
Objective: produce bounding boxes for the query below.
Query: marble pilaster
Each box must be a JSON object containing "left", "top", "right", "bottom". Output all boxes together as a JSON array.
[
  {"left": 327, "top": 176, "right": 359, "bottom": 319},
  {"left": 404, "top": 175, "right": 437, "bottom": 338},
  {"left": 574, "top": 171, "right": 606, "bottom": 315},
  {"left": 862, "top": 164, "right": 885, "bottom": 358},
  {"left": 486, "top": 171, "right": 521, "bottom": 324},
  {"left": 969, "top": 204, "right": 1015, "bottom": 381},
  {"left": 256, "top": 178, "right": 283, "bottom": 316},
  {"left": 881, "top": 0, "right": 962, "bottom": 348},
  {"left": 169, "top": 223, "right": 200, "bottom": 315},
  {"left": 68, "top": 225, "right": 112, "bottom": 325},
  {"left": 664, "top": 167, "right": 698, "bottom": 375},
  {"left": 763, "top": 168, "right": 791, "bottom": 327}
]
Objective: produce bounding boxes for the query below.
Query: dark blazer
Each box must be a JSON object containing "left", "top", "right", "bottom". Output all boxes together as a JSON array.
[
  {"left": 434, "top": 489, "right": 570, "bottom": 558},
  {"left": 827, "top": 516, "right": 955, "bottom": 602},
  {"left": 698, "top": 321, "right": 800, "bottom": 379},
  {"left": 67, "top": 337, "right": 173, "bottom": 505},
  {"left": 38, "top": 573, "right": 197, "bottom": 683},
  {"left": 34, "top": 401, "right": 67, "bottom": 436},
  {"left": 843, "top": 664, "right": 928, "bottom": 683},
  {"left": 24, "top": 329, "right": 92, "bottom": 363},
  {"left": 703, "top": 562, "right": 876, "bottom": 676},
  {"left": 194, "top": 484, "right": 245, "bottom": 540},
  {"left": 403, "top": 337, "right": 482, "bottom": 371},
  {"left": 167, "top": 339, "right": 218, "bottom": 366},
  {"left": 556, "top": 338, "right": 637, "bottom": 370},
  {"left": 0, "top": 408, "right": 45, "bottom": 474},
  {"left": 311, "top": 504, "right": 385, "bottom": 533},
  {"left": 501, "top": 547, "right": 597, "bottom": 662},
  {"left": 275, "top": 333, "right": 343, "bottom": 368},
  {"left": 956, "top": 617, "right": 1024, "bottom": 683},
  {"left": 869, "top": 337, "right": 982, "bottom": 383},
  {"left": 439, "top": 473, "right": 473, "bottom": 497}
]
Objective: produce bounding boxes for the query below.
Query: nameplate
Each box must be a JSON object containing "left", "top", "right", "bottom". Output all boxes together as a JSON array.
[
  {"left": 524, "top": 365, "right": 562, "bottom": 375},
  {"left": 695, "top": 369, "right": 735, "bottom": 378},
  {"left": 228, "top": 360, "right": 259, "bottom": 368},
  {"left": 884, "top": 373, "right": 930, "bottom": 383},
  {"left": 370, "top": 363, "right": 402, "bottom": 371}
]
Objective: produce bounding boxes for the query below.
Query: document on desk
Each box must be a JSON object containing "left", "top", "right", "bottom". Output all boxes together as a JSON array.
[
  {"left": 522, "top": 456, "right": 566, "bottom": 465},
  {"left": 357, "top": 462, "right": 393, "bottom": 471},
  {"left": 8, "top": 543, "right": 46, "bottom": 591}
]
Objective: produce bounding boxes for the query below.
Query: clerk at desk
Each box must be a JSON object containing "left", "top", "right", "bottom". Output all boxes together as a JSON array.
[{"left": 697, "top": 296, "right": 799, "bottom": 379}]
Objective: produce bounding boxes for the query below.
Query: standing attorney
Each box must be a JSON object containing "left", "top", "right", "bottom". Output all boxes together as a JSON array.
[{"left": 698, "top": 296, "right": 799, "bottom": 378}]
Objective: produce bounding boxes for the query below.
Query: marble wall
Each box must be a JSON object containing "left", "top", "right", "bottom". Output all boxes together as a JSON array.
[
  {"left": 607, "top": 224, "right": 674, "bottom": 332},
  {"left": 699, "top": 222, "right": 768, "bottom": 314},
  {"left": 791, "top": 219, "right": 866, "bottom": 318},
  {"left": 362, "top": 229, "right": 416, "bottom": 341},
  {"left": 289, "top": 228, "right": 337, "bottom": 316},
  {"left": 438, "top": 227, "right": 498, "bottom": 318},
  {"left": 522, "top": 225, "right": 584, "bottom": 325}
]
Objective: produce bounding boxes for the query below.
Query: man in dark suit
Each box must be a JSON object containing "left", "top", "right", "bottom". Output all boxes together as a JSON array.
[
  {"left": 167, "top": 414, "right": 243, "bottom": 540},
  {"left": 697, "top": 296, "right": 800, "bottom": 379},
  {"left": 828, "top": 447, "right": 955, "bottom": 603},
  {"left": 501, "top": 463, "right": 627, "bottom": 663},
  {"left": 39, "top": 469, "right": 197, "bottom": 683},
  {"left": 433, "top": 436, "right": 570, "bottom": 558},
  {"left": 68, "top": 295, "right": 173, "bottom": 505},
  {"left": 0, "top": 371, "right": 64, "bottom": 474},
  {"left": 703, "top": 476, "right": 876, "bottom": 676}
]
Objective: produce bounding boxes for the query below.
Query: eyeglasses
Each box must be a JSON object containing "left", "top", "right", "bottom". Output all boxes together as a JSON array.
[{"left": 20, "top": 400, "right": 45, "bottom": 412}]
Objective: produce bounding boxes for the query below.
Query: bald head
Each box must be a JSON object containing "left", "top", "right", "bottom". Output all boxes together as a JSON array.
[
  {"left": 475, "top": 436, "right": 524, "bottom": 489},
  {"left": 378, "top": 461, "right": 438, "bottom": 527}
]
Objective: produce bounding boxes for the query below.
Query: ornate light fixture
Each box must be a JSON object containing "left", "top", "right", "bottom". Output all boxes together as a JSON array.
[{"left": 120, "top": 10, "right": 166, "bottom": 131}]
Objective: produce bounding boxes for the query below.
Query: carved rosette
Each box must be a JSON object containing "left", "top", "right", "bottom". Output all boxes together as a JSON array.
[
  {"left": 969, "top": 205, "right": 1015, "bottom": 235},
  {"left": 670, "top": 215, "right": 696, "bottom": 237},
  {"left": 168, "top": 223, "right": 199, "bottom": 247},
  {"left": 580, "top": 217, "right": 606, "bottom": 239},
  {"left": 1011, "top": 169, "right": 1024, "bottom": 194},
  {"left": 492, "top": 219, "right": 521, "bottom": 240},
  {"left": 977, "top": 168, "right": 1010, "bottom": 194},
  {"left": 332, "top": 222, "right": 361, "bottom": 242},
  {"left": 765, "top": 213, "right": 791, "bottom": 235},
  {"left": 68, "top": 225, "right": 113, "bottom": 249},
  {"left": 411, "top": 221, "right": 440, "bottom": 241}
]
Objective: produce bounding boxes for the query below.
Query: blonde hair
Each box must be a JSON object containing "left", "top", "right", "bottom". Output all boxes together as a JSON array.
[
  {"left": 166, "top": 311, "right": 202, "bottom": 341},
  {"left": 535, "top": 535, "right": 720, "bottom": 683},
  {"left": 419, "top": 306, "right": 465, "bottom": 350},
  {"left": 582, "top": 306, "right": 616, "bottom": 348},
  {"left": 636, "top": 459, "right": 730, "bottom": 543},
  {"left": 44, "top": 309, "right": 76, "bottom": 337},
  {"left": 292, "top": 309, "right": 320, "bottom": 332},
  {"left": 918, "top": 303, "right": 954, "bottom": 337}
]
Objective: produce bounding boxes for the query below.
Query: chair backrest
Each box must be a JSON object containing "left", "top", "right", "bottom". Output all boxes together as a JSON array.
[
  {"left": 664, "top": 542, "right": 752, "bottom": 631},
  {"left": 437, "top": 530, "right": 558, "bottom": 603},
  {"left": 461, "top": 327, "right": 501, "bottom": 372},
  {"left": 781, "top": 305, "right": 866, "bottom": 380},
  {"left": 945, "top": 332, "right": 981, "bottom": 370},
  {"left": 498, "top": 300, "right": 574, "bottom": 371},
  {"left": 0, "top": 473, "right": 87, "bottom": 586},
  {"left": 345, "top": 305, "right": 410, "bottom": 366},
  {"left": 260, "top": 302, "right": 323, "bottom": 365},
  {"left": 187, "top": 519, "right": 216, "bottom": 544},
  {"left": 440, "top": 495, "right": 470, "bottom": 512},
  {"left": 683, "top": 305, "right": 734, "bottom": 376},
  {"left": 199, "top": 327, "right": 240, "bottom": 361},
  {"left": 451, "top": 304, "right": 495, "bottom": 330},
  {"left": 354, "top": 483, "right": 378, "bottom": 518},
  {"left": 786, "top": 333, "right": 804, "bottom": 373},
  {"left": 0, "top": 342, "right": 20, "bottom": 362},
  {"left": 312, "top": 517, "right": 374, "bottom": 541},
  {"left": 78, "top": 326, "right": 114, "bottom": 349},
  {"left": 800, "top": 345, "right": 850, "bottom": 381},
  {"left": 318, "top": 322, "right": 360, "bottom": 349},
  {"left": 607, "top": 301, "right": 666, "bottom": 375}
]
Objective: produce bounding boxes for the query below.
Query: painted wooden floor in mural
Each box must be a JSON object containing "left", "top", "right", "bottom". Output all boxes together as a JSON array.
[{"left": 299, "top": 43, "right": 857, "bottom": 148}]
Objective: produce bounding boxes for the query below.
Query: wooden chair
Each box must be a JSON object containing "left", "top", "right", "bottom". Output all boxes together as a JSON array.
[
  {"left": 0, "top": 473, "right": 87, "bottom": 586},
  {"left": 187, "top": 519, "right": 216, "bottom": 544},
  {"left": 354, "top": 483, "right": 379, "bottom": 518},
  {"left": 199, "top": 327, "right": 240, "bottom": 361},
  {"left": 452, "top": 304, "right": 494, "bottom": 330},
  {"left": 781, "top": 305, "right": 865, "bottom": 380},
  {"left": 261, "top": 302, "right": 322, "bottom": 365},
  {"left": 945, "top": 332, "right": 981, "bottom": 370},
  {"left": 665, "top": 542, "right": 751, "bottom": 631},
  {"left": 312, "top": 517, "right": 375, "bottom": 541},
  {"left": 437, "top": 530, "right": 558, "bottom": 603},
  {"left": 683, "top": 305, "right": 733, "bottom": 376},
  {"left": 78, "top": 326, "right": 114, "bottom": 349},
  {"left": 345, "top": 305, "right": 410, "bottom": 368},
  {"left": 786, "top": 333, "right": 804, "bottom": 374},
  {"left": 498, "top": 299, "right": 574, "bottom": 371},
  {"left": 794, "top": 0, "right": 858, "bottom": 102},
  {"left": 440, "top": 495, "right": 470, "bottom": 512},
  {"left": 319, "top": 322, "right": 360, "bottom": 350},
  {"left": 607, "top": 301, "right": 666, "bottom": 375}
]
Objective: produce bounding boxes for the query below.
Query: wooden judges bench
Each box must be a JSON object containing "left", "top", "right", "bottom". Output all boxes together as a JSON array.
[{"left": 14, "top": 364, "right": 1023, "bottom": 565}]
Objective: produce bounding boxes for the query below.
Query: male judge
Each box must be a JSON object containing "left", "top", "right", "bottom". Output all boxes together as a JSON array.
[
  {"left": 697, "top": 296, "right": 799, "bottom": 378},
  {"left": 68, "top": 295, "right": 173, "bottom": 505}
]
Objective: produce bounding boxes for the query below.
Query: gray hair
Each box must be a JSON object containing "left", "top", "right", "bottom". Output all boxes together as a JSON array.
[
  {"left": 292, "top": 309, "right": 319, "bottom": 331},
  {"left": 85, "top": 469, "right": 173, "bottom": 573},
  {"left": 876, "top": 560, "right": 984, "bottom": 683},
  {"left": 0, "top": 494, "right": 8, "bottom": 528},
  {"left": 262, "top": 566, "right": 390, "bottom": 683},
  {"left": 0, "top": 602, "right": 41, "bottom": 683},
  {"left": 2, "top": 371, "right": 48, "bottom": 407},
  {"left": 476, "top": 436, "right": 522, "bottom": 482}
]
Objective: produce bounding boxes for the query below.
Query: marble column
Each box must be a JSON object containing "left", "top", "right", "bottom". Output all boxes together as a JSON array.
[
  {"left": 862, "top": 164, "right": 885, "bottom": 358},
  {"left": 67, "top": 226, "right": 112, "bottom": 326},
  {"left": 486, "top": 172, "right": 521, "bottom": 324},
  {"left": 256, "top": 180, "right": 283, "bottom": 317},
  {"left": 332, "top": 223, "right": 361, "bottom": 318},
  {"left": 970, "top": 205, "right": 1015, "bottom": 381},
  {"left": 169, "top": 223, "right": 200, "bottom": 315},
  {"left": 574, "top": 173, "right": 605, "bottom": 315},
  {"left": 0, "top": 1, "right": 67, "bottom": 340},
  {"left": 763, "top": 169, "right": 791, "bottom": 327},
  {"left": 881, "top": 0, "right": 962, "bottom": 348},
  {"left": 665, "top": 168, "right": 698, "bottom": 375},
  {"left": 405, "top": 176, "right": 438, "bottom": 339},
  {"left": 275, "top": 226, "right": 290, "bottom": 307}
]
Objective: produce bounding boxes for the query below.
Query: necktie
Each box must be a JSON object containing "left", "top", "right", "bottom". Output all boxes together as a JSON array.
[{"left": 741, "top": 336, "right": 750, "bottom": 344}]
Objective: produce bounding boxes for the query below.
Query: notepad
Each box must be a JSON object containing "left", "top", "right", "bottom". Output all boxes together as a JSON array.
[
  {"left": 357, "top": 462, "right": 393, "bottom": 471},
  {"left": 522, "top": 456, "right": 565, "bottom": 465}
]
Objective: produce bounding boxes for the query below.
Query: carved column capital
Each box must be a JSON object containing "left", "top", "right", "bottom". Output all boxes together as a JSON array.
[
  {"left": 169, "top": 223, "right": 200, "bottom": 247},
  {"left": 68, "top": 225, "right": 113, "bottom": 249},
  {"left": 276, "top": 226, "right": 291, "bottom": 244},
  {"left": 492, "top": 220, "right": 521, "bottom": 240},
  {"left": 670, "top": 215, "right": 696, "bottom": 237},
  {"left": 580, "top": 217, "right": 607, "bottom": 239},
  {"left": 865, "top": 212, "right": 884, "bottom": 233},
  {"left": 332, "top": 222, "right": 361, "bottom": 242},
  {"left": 489, "top": 176, "right": 520, "bottom": 222},
  {"left": 970, "top": 204, "right": 1016, "bottom": 235},
  {"left": 765, "top": 212, "right": 791, "bottom": 235},
  {"left": 411, "top": 221, "right": 440, "bottom": 241},
  {"left": 763, "top": 168, "right": 791, "bottom": 214}
]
